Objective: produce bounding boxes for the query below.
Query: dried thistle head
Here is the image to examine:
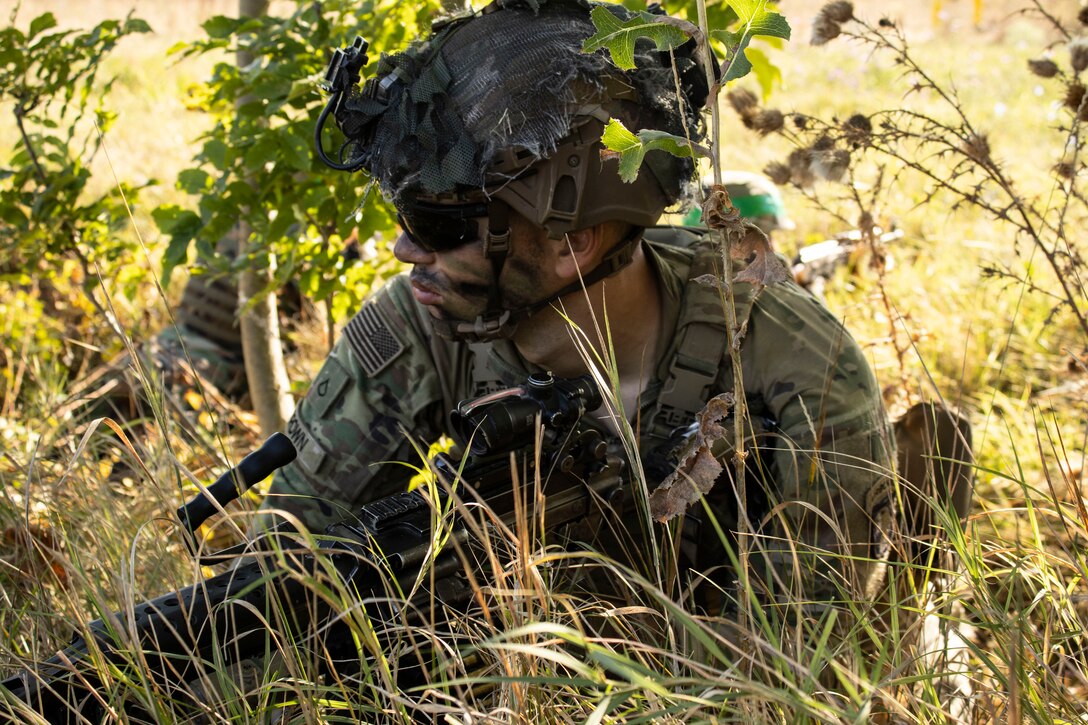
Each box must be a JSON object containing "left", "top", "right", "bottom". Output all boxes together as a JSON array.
[
  {"left": 811, "top": 134, "right": 835, "bottom": 152},
  {"left": 1072, "top": 38, "right": 1088, "bottom": 73},
  {"left": 811, "top": 147, "right": 851, "bottom": 182},
  {"left": 1080, "top": 6, "right": 1088, "bottom": 25},
  {"left": 726, "top": 88, "right": 760, "bottom": 117},
  {"left": 1054, "top": 159, "right": 1078, "bottom": 179},
  {"left": 961, "top": 132, "right": 991, "bottom": 164},
  {"left": 1028, "top": 58, "right": 1060, "bottom": 79},
  {"left": 811, "top": 16, "right": 842, "bottom": 46},
  {"left": 787, "top": 148, "right": 816, "bottom": 187},
  {"left": 1065, "top": 81, "right": 1087, "bottom": 114},
  {"left": 764, "top": 161, "right": 792, "bottom": 186},
  {"left": 821, "top": 1, "right": 855, "bottom": 23},
  {"left": 793, "top": 114, "right": 809, "bottom": 131},
  {"left": 844, "top": 113, "right": 873, "bottom": 146},
  {"left": 751, "top": 109, "right": 785, "bottom": 135}
]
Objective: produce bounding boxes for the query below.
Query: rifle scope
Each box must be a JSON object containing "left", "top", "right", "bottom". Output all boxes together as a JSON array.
[{"left": 450, "top": 372, "right": 601, "bottom": 457}]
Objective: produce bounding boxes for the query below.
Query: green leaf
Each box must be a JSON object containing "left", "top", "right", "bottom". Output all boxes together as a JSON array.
[
  {"left": 281, "top": 130, "right": 312, "bottom": 172},
  {"left": 202, "top": 15, "right": 240, "bottom": 40},
  {"left": 600, "top": 118, "right": 642, "bottom": 182},
  {"left": 123, "top": 18, "right": 152, "bottom": 35},
  {"left": 201, "top": 138, "right": 231, "bottom": 170},
  {"left": 600, "top": 119, "right": 701, "bottom": 183},
  {"left": 745, "top": 46, "right": 781, "bottom": 99},
  {"left": 638, "top": 129, "right": 700, "bottom": 158},
  {"left": 583, "top": 6, "right": 690, "bottom": 71},
  {"left": 267, "top": 206, "right": 294, "bottom": 241},
  {"left": 152, "top": 204, "right": 200, "bottom": 234},
  {"left": 152, "top": 205, "right": 202, "bottom": 284},
  {"left": 718, "top": 0, "right": 790, "bottom": 83},
  {"left": 28, "top": 13, "right": 58, "bottom": 40},
  {"left": 286, "top": 78, "right": 315, "bottom": 104},
  {"left": 177, "top": 168, "right": 211, "bottom": 194},
  {"left": 243, "top": 135, "right": 278, "bottom": 171}
]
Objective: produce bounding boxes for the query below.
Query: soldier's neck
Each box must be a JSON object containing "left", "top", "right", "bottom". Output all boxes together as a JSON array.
[{"left": 513, "top": 244, "right": 663, "bottom": 423}]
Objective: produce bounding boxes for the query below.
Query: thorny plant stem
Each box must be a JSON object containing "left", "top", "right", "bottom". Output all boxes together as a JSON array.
[
  {"left": 844, "top": 168, "right": 912, "bottom": 392},
  {"left": 695, "top": 0, "right": 752, "bottom": 629},
  {"left": 1029, "top": 0, "right": 1072, "bottom": 41},
  {"left": 850, "top": 19, "right": 1088, "bottom": 343}
]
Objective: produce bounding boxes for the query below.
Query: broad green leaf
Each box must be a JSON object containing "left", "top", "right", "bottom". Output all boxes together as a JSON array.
[
  {"left": 202, "top": 15, "right": 240, "bottom": 40},
  {"left": 243, "top": 135, "right": 278, "bottom": 171},
  {"left": 601, "top": 117, "right": 641, "bottom": 152},
  {"left": 123, "top": 18, "right": 152, "bottom": 35},
  {"left": 152, "top": 204, "right": 201, "bottom": 234},
  {"left": 152, "top": 206, "right": 203, "bottom": 284},
  {"left": 719, "top": 0, "right": 790, "bottom": 83},
  {"left": 267, "top": 205, "right": 294, "bottom": 241},
  {"left": 177, "top": 168, "right": 211, "bottom": 194},
  {"left": 201, "top": 138, "right": 231, "bottom": 170},
  {"left": 583, "top": 6, "right": 689, "bottom": 71},
  {"left": 286, "top": 78, "right": 315, "bottom": 103},
  {"left": 601, "top": 118, "right": 642, "bottom": 182},
  {"left": 28, "top": 13, "right": 58, "bottom": 41},
  {"left": 638, "top": 129, "right": 700, "bottom": 159},
  {"left": 600, "top": 119, "right": 702, "bottom": 183},
  {"left": 745, "top": 46, "right": 781, "bottom": 99}
]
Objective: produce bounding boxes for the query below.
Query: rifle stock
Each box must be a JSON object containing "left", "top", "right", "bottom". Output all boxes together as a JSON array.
[{"left": 2, "top": 373, "right": 626, "bottom": 723}]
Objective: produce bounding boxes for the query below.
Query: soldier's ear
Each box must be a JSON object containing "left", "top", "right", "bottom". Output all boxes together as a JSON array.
[{"left": 554, "top": 225, "right": 607, "bottom": 281}]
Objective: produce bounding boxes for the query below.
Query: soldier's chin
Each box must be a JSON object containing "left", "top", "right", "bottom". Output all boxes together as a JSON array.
[
  {"left": 427, "top": 310, "right": 517, "bottom": 342},
  {"left": 428, "top": 313, "right": 467, "bottom": 341}
]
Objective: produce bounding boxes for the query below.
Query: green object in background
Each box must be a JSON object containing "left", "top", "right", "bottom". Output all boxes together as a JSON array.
[
  {"left": 682, "top": 171, "right": 795, "bottom": 232},
  {"left": 683, "top": 192, "right": 784, "bottom": 226}
]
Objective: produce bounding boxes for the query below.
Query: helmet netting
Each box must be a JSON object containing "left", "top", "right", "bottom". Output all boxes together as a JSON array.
[{"left": 342, "top": 0, "right": 704, "bottom": 207}]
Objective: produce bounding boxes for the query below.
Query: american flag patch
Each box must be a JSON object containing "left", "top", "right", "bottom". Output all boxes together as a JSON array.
[{"left": 344, "top": 303, "right": 405, "bottom": 377}]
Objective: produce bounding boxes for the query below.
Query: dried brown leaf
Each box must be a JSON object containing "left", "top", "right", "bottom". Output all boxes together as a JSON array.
[
  {"left": 702, "top": 183, "right": 743, "bottom": 232},
  {"left": 732, "top": 224, "right": 791, "bottom": 287},
  {"left": 649, "top": 393, "right": 735, "bottom": 522},
  {"left": 693, "top": 272, "right": 728, "bottom": 292}
]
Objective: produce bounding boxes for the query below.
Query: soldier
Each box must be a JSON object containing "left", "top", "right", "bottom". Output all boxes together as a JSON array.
[{"left": 264, "top": 0, "right": 897, "bottom": 612}]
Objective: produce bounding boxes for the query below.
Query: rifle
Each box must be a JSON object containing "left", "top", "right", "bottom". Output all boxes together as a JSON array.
[
  {"left": 1, "top": 372, "right": 627, "bottom": 724},
  {"left": 791, "top": 226, "right": 904, "bottom": 297}
]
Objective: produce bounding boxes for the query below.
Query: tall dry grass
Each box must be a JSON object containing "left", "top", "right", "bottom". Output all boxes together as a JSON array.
[{"left": 0, "top": 0, "right": 1085, "bottom": 722}]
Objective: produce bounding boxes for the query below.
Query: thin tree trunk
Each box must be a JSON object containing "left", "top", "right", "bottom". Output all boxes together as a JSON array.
[{"left": 236, "top": 0, "right": 293, "bottom": 435}]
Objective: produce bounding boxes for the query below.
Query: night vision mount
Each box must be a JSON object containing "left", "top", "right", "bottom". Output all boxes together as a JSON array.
[{"left": 314, "top": 36, "right": 373, "bottom": 172}]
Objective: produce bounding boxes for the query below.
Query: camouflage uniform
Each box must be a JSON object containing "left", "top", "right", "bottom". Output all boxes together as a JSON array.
[{"left": 264, "top": 231, "right": 895, "bottom": 607}]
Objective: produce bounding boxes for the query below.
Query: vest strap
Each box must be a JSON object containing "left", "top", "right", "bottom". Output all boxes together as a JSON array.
[{"left": 647, "top": 240, "right": 729, "bottom": 441}]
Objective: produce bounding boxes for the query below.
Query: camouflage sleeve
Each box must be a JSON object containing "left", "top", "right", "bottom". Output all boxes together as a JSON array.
[
  {"left": 258, "top": 276, "right": 445, "bottom": 532},
  {"left": 736, "top": 280, "right": 897, "bottom": 604}
]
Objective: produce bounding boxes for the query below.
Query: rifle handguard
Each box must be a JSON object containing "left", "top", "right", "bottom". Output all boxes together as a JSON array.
[{"left": 176, "top": 432, "right": 297, "bottom": 535}]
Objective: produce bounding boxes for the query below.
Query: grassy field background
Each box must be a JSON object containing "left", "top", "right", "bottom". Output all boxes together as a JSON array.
[{"left": 1, "top": 0, "right": 1086, "bottom": 722}]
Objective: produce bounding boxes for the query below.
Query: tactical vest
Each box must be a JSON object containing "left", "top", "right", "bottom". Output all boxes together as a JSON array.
[
  {"left": 465, "top": 225, "right": 758, "bottom": 459},
  {"left": 461, "top": 226, "right": 765, "bottom": 585}
]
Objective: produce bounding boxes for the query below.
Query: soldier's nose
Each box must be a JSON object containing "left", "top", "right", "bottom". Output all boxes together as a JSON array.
[{"left": 393, "top": 232, "right": 436, "bottom": 265}]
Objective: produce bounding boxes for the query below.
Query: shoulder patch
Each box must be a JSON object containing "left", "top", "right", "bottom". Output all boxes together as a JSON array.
[
  {"left": 308, "top": 356, "right": 350, "bottom": 419},
  {"left": 344, "top": 303, "right": 406, "bottom": 377}
]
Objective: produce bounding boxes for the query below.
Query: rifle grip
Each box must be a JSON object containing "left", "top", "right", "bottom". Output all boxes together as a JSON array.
[{"left": 176, "top": 432, "right": 297, "bottom": 534}]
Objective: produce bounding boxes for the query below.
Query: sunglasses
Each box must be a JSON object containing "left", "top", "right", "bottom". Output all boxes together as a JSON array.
[{"left": 397, "top": 200, "right": 490, "bottom": 253}]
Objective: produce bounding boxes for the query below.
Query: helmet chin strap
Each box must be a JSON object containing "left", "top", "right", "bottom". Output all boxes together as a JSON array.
[{"left": 430, "top": 218, "right": 642, "bottom": 343}]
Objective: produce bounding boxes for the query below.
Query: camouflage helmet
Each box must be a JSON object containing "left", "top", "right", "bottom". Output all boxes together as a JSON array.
[{"left": 318, "top": 0, "right": 709, "bottom": 237}]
